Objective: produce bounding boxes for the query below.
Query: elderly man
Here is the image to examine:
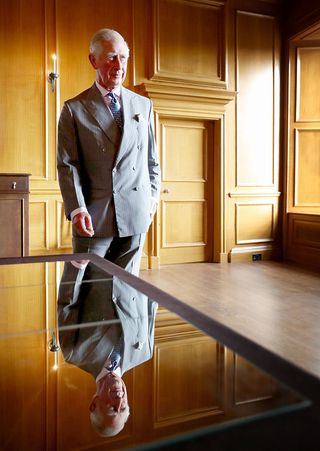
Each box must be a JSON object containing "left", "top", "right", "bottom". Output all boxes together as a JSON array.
[
  {"left": 57, "top": 28, "right": 160, "bottom": 274},
  {"left": 58, "top": 261, "right": 157, "bottom": 437},
  {"left": 89, "top": 370, "right": 130, "bottom": 436}
]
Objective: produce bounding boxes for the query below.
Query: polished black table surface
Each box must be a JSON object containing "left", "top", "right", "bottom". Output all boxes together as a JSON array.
[{"left": 0, "top": 254, "right": 318, "bottom": 450}]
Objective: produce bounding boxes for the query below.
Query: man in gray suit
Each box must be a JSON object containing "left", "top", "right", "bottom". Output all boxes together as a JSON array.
[
  {"left": 57, "top": 28, "right": 160, "bottom": 274},
  {"left": 58, "top": 261, "right": 158, "bottom": 436}
]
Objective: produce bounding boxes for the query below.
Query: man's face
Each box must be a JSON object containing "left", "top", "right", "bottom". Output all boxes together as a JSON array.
[
  {"left": 90, "top": 372, "right": 129, "bottom": 429},
  {"left": 89, "top": 39, "right": 128, "bottom": 90}
]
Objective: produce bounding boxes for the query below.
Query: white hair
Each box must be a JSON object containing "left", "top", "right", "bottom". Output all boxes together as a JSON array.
[{"left": 89, "top": 28, "right": 130, "bottom": 57}]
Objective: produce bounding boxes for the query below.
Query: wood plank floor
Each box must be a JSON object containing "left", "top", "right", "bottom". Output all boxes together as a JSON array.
[{"left": 140, "top": 261, "right": 320, "bottom": 380}]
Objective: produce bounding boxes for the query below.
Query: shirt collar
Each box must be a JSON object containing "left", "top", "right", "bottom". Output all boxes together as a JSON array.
[
  {"left": 96, "top": 366, "right": 122, "bottom": 383},
  {"left": 95, "top": 81, "right": 121, "bottom": 98}
]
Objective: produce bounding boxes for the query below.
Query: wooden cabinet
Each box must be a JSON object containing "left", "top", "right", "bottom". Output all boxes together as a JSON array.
[{"left": 0, "top": 173, "right": 30, "bottom": 257}]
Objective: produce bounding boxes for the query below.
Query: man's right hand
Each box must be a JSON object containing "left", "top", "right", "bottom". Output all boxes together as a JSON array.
[{"left": 72, "top": 212, "right": 94, "bottom": 237}]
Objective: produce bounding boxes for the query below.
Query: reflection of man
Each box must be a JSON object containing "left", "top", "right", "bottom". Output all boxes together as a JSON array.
[
  {"left": 57, "top": 28, "right": 160, "bottom": 275},
  {"left": 90, "top": 369, "right": 129, "bottom": 436},
  {"left": 57, "top": 261, "right": 157, "bottom": 436}
]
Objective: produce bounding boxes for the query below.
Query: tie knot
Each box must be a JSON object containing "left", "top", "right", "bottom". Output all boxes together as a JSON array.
[
  {"left": 107, "top": 92, "right": 121, "bottom": 115},
  {"left": 106, "top": 92, "right": 123, "bottom": 128},
  {"left": 107, "top": 92, "right": 118, "bottom": 104}
]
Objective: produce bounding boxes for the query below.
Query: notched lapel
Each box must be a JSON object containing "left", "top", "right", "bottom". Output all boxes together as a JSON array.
[
  {"left": 81, "top": 84, "right": 121, "bottom": 145},
  {"left": 115, "top": 88, "right": 139, "bottom": 164}
]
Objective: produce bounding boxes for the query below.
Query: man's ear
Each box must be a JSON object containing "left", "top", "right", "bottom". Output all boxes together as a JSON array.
[
  {"left": 89, "top": 394, "right": 98, "bottom": 412},
  {"left": 89, "top": 53, "right": 97, "bottom": 69}
]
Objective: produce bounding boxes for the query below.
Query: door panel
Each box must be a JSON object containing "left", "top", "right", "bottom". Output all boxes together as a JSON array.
[{"left": 159, "top": 118, "right": 212, "bottom": 264}]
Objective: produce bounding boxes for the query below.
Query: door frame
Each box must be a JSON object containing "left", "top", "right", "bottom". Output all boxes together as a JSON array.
[{"left": 136, "top": 82, "right": 234, "bottom": 267}]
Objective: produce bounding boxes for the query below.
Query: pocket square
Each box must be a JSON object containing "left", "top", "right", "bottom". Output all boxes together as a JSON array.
[{"left": 134, "top": 113, "right": 144, "bottom": 122}]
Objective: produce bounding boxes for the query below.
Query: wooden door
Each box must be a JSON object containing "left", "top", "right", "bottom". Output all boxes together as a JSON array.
[{"left": 159, "top": 117, "right": 213, "bottom": 265}]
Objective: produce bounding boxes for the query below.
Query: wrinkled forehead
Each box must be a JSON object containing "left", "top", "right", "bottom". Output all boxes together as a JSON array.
[{"left": 98, "top": 38, "right": 129, "bottom": 57}]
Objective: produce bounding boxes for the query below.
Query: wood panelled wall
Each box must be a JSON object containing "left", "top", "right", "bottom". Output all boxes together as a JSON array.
[
  {"left": 135, "top": 0, "right": 282, "bottom": 264},
  {"left": 284, "top": 21, "right": 320, "bottom": 270},
  {"left": 228, "top": 4, "right": 281, "bottom": 262},
  {"left": 0, "top": 0, "right": 286, "bottom": 265}
]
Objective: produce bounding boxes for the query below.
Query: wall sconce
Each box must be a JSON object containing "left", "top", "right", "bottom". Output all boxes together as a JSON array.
[
  {"left": 48, "top": 330, "right": 60, "bottom": 352},
  {"left": 48, "top": 54, "right": 59, "bottom": 93}
]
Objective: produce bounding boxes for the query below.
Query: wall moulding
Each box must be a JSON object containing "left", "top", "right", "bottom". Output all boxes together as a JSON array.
[
  {"left": 56, "top": 200, "right": 72, "bottom": 250},
  {"left": 228, "top": 192, "right": 281, "bottom": 198},
  {"left": 29, "top": 198, "right": 49, "bottom": 253},
  {"left": 229, "top": 244, "right": 278, "bottom": 263},
  {"left": 136, "top": 81, "right": 236, "bottom": 106}
]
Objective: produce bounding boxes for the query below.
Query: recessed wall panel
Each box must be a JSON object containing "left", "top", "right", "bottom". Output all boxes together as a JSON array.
[
  {"left": 295, "top": 129, "right": 320, "bottom": 206},
  {"left": 29, "top": 200, "right": 48, "bottom": 251},
  {"left": 286, "top": 214, "right": 320, "bottom": 269},
  {"left": 0, "top": 263, "right": 47, "bottom": 333},
  {"left": 162, "top": 200, "right": 206, "bottom": 247},
  {"left": 236, "top": 203, "right": 274, "bottom": 244},
  {"left": 0, "top": 0, "right": 46, "bottom": 178},
  {"left": 153, "top": 0, "right": 225, "bottom": 84},
  {"left": 236, "top": 12, "right": 276, "bottom": 187},
  {"left": 154, "top": 336, "right": 223, "bottom": 426},
  {"left": 233, "top": 355, "right": 275, "bottom": 405},
  {"left": 57, "top": 201, "right": 72, "bottom": 249},
  {"left": 163, "top": 123, "right": 206, "bottom": 181},
  {"left": 292, "top": 217, "right": 320, "bottom": 249},
  {"left": 296, "top": 47, "right": 320, "bottom": 121}
]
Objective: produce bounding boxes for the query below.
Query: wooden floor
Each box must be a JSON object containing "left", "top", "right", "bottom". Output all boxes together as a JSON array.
[{"left": 140, "top": 261, "right": 320, "bottom": 380}]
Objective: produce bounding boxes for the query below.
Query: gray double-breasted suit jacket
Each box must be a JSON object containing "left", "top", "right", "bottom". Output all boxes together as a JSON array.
[
  {"left": 57, "top": 262, "right": 157, "bottom": 378},
  {"left": 57, "top": 83, "right": 161, "bottom": 237}
]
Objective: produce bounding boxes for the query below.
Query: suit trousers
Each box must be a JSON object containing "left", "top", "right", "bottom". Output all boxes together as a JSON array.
[{"left": 72, "top": 234, "right": 146, "bottom": 276}]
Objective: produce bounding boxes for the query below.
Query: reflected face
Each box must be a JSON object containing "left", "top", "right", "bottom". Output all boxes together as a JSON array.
[
  {"left": 89, "top": 38, "right": 129, "bottom": 91},
  {"left": 90, "top": 372, "right": 129, "bottom": 431}
]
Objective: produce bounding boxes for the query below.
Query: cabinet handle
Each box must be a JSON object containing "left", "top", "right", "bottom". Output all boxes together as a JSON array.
[
  {"left": 11, "top": 182, "right": 17, "bottom": 190},
  {"left": 163, "top": 188, "right": 170, "bottom": 194}
]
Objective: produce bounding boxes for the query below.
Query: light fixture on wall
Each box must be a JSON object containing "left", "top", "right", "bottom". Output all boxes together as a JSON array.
[
  {"left": 48, "top": 330, "right": 60, "bottom": 352},
  {"left": 48, "top": 54, "right": 59, "bottom": 93},
  {"left": 48, "top": 330, "right": 60, "bottom": 371}
]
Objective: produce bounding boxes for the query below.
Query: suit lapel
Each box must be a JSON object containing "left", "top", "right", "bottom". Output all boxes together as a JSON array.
[
  {"left": 81, "top": 84, "right": 120, "bottom": 145},
  {"left": 115, "top": 87, "right": 139, "bottom": 164}
]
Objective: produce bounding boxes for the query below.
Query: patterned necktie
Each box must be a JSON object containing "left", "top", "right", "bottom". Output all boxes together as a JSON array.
[
  {"left": 107, "top": 92, "right": 123, "bottom": 130},
  {"left": 105, "top": 336, "right": 123, "bottom": 372},
  {"left": 105, "top": 351, "right": 121, "bottom": 372}
]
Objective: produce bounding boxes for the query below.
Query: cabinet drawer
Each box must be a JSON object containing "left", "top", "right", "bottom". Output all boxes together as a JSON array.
[{"left": 0, "top": 175, "right": 29, "bottom": 192}]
